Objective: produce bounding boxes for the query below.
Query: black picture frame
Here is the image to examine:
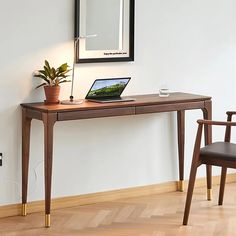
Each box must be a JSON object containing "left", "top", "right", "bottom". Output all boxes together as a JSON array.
[{"left": 75, "top": 0, "right": 135, "bottom": 63}]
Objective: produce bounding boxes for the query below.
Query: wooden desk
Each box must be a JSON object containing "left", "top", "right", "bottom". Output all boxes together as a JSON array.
[{"left": 21, "top": 92, "right": 212, "bottom": 227}]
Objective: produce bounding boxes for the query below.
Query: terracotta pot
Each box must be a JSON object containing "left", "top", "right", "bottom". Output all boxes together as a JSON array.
[{"left": 44, "top": 86, "right": 60, "bottom": 104}]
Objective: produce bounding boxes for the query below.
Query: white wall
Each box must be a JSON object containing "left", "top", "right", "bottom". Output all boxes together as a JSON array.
[{"left": 0, "top": 0, "right": 236, "bottom": 205}]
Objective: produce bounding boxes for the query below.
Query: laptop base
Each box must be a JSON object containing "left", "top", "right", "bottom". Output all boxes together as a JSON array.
[{"left": 87, "top": 97, "right": 135, "bottom": 103}]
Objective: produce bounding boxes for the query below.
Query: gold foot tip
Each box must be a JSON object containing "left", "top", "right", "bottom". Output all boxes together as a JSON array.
[
  {"left": 45, "top": 214, "right": 51, "bottom": 228},
  {"left": 22, "top": 204, "right": 27, "bottom": 216},
  {"left": 179, "top": 180, "right": 184, "bottom": 192},
  {"left": 207, "top": 189, "right": 212, "bottom": 201}
]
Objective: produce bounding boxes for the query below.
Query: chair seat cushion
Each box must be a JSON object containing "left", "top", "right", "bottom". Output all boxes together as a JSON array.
[{"left": 200, "top": 142, "right": 236, "bottom": 162}]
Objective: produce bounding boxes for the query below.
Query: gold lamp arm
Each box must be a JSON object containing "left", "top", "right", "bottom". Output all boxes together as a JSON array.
[{"left": 61, "top": 34, "right": 97, "bottom": 105}]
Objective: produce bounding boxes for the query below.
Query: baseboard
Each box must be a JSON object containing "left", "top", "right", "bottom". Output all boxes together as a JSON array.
[{"left": 1, "top": 173, "right": 236, "bottom": 218}]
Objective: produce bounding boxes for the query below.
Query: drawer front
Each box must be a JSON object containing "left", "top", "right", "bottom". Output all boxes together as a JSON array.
[
  {"left": 136, "top": 101, "right": 205, "bottom": 114},
  {"left": 58, "top": 107, "right": 135, "bottom": 121}
]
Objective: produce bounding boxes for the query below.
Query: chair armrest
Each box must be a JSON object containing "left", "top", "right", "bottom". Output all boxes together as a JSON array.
[
  {"left": 225, "top": 111, "right": 236, "bottom": 142},
  {"left": 197, "top": 119, "right": 236, "bottom": 126},
  {"left": 226, "top": 111, "right": 236, "bottom": 116}
]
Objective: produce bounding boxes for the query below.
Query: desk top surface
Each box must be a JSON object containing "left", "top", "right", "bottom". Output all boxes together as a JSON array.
[{"left": 21, "top": 92, "right": 211, "bottom": 113}]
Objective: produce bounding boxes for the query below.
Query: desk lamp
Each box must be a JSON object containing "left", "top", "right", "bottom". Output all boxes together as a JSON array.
[{"left": 61, "top": 35, "right": 97, "bottom": 105}]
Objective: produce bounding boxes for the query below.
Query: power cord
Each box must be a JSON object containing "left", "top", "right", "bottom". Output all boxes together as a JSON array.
[{"left": 0, "top": 160, "right": 44, "bottom": 201}]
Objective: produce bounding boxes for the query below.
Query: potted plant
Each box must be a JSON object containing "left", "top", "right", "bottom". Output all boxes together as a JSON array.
[{"left": 34, "top": 60, "right": 71, "bottom": 104}]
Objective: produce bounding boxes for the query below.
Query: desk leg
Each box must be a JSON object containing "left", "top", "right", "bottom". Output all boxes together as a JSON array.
[
  {"left": 177, "top": 110, "right": 185, "bottom": 192},
  {"left": 22, "top": 108, "right": 32, "bottom": 216},
  {"left": 202, "top": 100, "right": 212, "bottom": 200},
  {"left": 42, "top": 113, "right": 57, "bottom": 228}
]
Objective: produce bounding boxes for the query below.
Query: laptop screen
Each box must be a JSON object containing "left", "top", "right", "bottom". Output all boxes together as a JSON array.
[{"left": 85, "top": 78, "right": 131, "bottom": 99}]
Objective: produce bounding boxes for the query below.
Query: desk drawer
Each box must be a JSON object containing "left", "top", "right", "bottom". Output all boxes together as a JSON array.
[
  {"left": 58, "top": 107, "right": 135, "bottom": 121},
  {"left": 136, "top": 101, "right": 205, "bottom": 114}
]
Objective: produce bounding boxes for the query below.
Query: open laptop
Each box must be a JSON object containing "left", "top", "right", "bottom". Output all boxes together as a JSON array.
[{"left": 85, "top": 78, "right": 135, "bottom": 103}]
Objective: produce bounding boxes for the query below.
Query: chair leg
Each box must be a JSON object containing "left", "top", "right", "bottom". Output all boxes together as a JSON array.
[
  {"left": 183, "top": 163, "right": 198, "bottom": 225},
  {"left": 183, "top": 122, "right": 203, "bottom": 225},
  {"left": 218, "top": 167, "right": 227, "bottom": 206},
  {"left": 206, "top": 165, "right": 212, "bottom": 200}
]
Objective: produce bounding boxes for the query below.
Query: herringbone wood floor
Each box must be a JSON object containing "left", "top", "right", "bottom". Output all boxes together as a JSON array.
[{"left": 1, "top": 183, "right": 236, "bottom": 236}]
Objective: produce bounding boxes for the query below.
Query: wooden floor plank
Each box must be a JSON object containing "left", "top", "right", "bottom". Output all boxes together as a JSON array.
[{"left": 1, "top": 183, "right": 236, "bottom": 235}]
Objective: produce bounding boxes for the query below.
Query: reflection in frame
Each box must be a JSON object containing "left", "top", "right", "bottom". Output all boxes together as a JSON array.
[{"left": 75, "top": 0, "right": 135, "bottom": 63}]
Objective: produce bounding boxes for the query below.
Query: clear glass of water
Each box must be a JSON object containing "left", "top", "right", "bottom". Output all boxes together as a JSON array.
[{"left": 159, "top": 85, "right": 169, "bottom": 97}]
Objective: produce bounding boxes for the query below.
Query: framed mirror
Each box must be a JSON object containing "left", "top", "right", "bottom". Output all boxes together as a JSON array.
[{"left": 75, "top": 0, "right": 135, "bottom": 63}]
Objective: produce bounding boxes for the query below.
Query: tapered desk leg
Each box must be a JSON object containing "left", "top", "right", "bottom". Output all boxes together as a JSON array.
[
  {"left": 42, "top": 113, "right": 57, "bottom": 228},
  {"left": 22, "top": 108, "right": 32, "bottom": 216},
  {"left": 202, "top": 100, "right": 212, "bottom": 200},
  {"left": 177, "top": 110, "right": 185, "bottom": 192}
]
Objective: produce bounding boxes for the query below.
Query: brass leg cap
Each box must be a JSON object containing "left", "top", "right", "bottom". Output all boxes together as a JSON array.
[
  {"left": 45, "top": 214, "right": 51, "bottom": 228},
  {"left": 179, "top": 180, "right": 184, "bottom": 192},
  {"left": 22, "top": 204, "right": 27, "bottom": 216},
  {"left": 207, "top": 189, "right": 212, "bottom": 201}
]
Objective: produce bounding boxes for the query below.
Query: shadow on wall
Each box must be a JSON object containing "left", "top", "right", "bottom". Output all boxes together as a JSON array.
[
  {"left": 0, "top": 0, "right": 75, "bottom": 103},
  {"left": 0, "top": 105, "right": 22, "bottom": 205}
]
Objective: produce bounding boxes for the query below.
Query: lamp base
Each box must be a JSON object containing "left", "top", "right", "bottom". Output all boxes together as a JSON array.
[{"left": 61, "top": 99, "right": 84, "bottom": 105}]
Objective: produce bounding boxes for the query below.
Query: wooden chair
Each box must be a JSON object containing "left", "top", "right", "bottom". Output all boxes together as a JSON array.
[{"left": 183, "top": 111, "right": 236, "bottom": 225}]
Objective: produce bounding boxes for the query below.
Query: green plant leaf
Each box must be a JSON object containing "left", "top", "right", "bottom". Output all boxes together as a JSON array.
[
  {"left": 44, "top": 66, "right": 53, "bottom": 81},
  {"left": 59, "top": 74, "right": 67, "bottom": 79},
  {"left": 56, "top": 64, "right": 71, "bottom": 76},
  {"left": 54, "top": 78, "right": 60, "bottom": 86},
  {"left": 58, "top": 80, "right": 71, "bottom": 84},
  {"left": 57, "top": 75, "right": 70, "bottom": 81},
  {"left": 34, "top": 74, "right": 50, "bottom": 84},
  {"left": 58, "top": 69, "right": 71, "bottom": 77},
  {"left": 62, "top": 68, "right": 72, "bottom": 74},
  {"left": 43, "top": 66, "right": 50, "bottom": 76},
  {"left": 59, "top": 63, "right": 69, "bottom": 72},
  {"left": 38, "top": 70, "right": 48, "bottom": 77},
  {"left": 45, "top": 60, "right": 51, "bottom": 70},
  {"left": 55, "top": 69, "right": 61, "bottom": 77},
  {"left": 51, "top": 67, "right": 56, "bottom": 80},
  {"left": 34, "top": 74, "right": 47, "bottom": 79},
  {"left": 35, "top": 82, "right": 47, "bottom": 89}
]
